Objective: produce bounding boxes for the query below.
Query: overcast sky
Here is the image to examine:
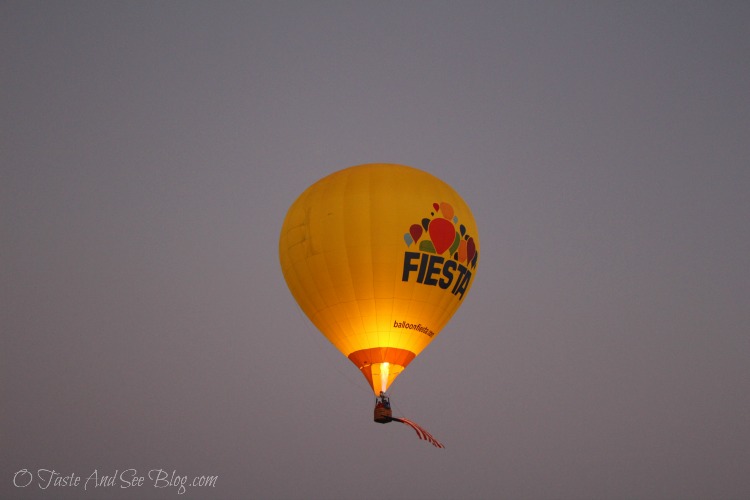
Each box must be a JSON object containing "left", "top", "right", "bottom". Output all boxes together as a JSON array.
[{"left": 3, "top": 2, "right": 749, "bottom": 499}]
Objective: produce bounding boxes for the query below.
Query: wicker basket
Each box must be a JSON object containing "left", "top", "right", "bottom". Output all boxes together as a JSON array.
[{"left": 374, "top": 406, "right": 392, "bottom": 424}]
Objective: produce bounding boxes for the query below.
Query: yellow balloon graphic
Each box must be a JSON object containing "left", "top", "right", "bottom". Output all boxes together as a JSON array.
[{"left": 279, "top": 164, "right": 479, "bottom": 396}]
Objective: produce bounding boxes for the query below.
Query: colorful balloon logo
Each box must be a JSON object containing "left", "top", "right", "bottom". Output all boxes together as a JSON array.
[{"left": 403, "top": 201, "right": 478, "bottom": 269}]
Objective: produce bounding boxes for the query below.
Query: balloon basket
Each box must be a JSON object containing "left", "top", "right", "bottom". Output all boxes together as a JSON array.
[
  {"left": 374, "top": 392, "right": 392, "bottom": 423},
  {"left": 374, "top": 406, "right": 392, "bottom": 424}
]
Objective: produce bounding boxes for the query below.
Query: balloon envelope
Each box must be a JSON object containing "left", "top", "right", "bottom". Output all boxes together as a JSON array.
[{"left": 279, "top": 164, "right": 479, "bottom": 395}]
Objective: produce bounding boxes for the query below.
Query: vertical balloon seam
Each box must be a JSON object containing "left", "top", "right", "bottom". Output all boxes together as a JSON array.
[
  {"left": 389, "top": 171, "right": 409, "bottom": 389},
  {"left": 367, "top": 169, "right": 381, "bottom": 361},
  {"left": 400, "top": 172, "right": 424, "bottom": 360},
  {"left": 340, "top": 166, "right": 371, "bottom": 357},
  {"left": 281, "top": 201, "right": 329, "bottom": 353},
  {"left": 335, "top": 177, "right": 354, "bottom": 357},
  {"left": 405, "top": 171, "right": 427, "bottom": 365},
  {"left": 381, "top": 169, "right": 398, "bottom": 378},
  {"left": 390, "top": 167, "right": 415, "bottom": 392},
  {"left": 280, "top": 207, "right": 312, "bottom": 331},
  {"left": 339, "top": 169, "right": 363, "bottom": 360},
  {"left": 347, "top": 167, "right": 380, "bottom": 376},
  {"left": 396, "top": 167, "right": 412, "bottom": 357},
  {"left": 289, "top": 221, "right": 319, "bottom": 339},
  {"left": 327, "top": 172, "right": 347, "bottom": 358},
  {"left": 304, "top": 187, "right": 332, "bottom": 349},
  {"left": 308, "top": 182, "right": 344, "bottom": 356},
  {"left": 383, "top": 166, "right": 412, "bottom": 389}
]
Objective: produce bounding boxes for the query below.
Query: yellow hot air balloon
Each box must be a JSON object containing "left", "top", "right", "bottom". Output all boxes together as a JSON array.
[{"left": 279, "top": 164, "right": 479, "bottom": 445}]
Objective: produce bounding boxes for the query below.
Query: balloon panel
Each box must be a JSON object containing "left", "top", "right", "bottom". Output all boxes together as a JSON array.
[{"left": 279, "top": 164, "right": 479, "bottom": 394}]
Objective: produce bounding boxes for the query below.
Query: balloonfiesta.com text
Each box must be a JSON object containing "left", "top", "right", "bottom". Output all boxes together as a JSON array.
[{"left": 393, "top": 320, "right": 435, "bottom": 337}]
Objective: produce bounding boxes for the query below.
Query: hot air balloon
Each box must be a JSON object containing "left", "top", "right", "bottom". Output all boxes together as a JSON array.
[{"left": 278, "top": 164, "right": 479, "bottom": 447}]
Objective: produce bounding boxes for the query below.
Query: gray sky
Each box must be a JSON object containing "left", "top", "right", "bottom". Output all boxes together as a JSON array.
[{"left": 3, "top": 2, "right": 749, "bottom": 499}]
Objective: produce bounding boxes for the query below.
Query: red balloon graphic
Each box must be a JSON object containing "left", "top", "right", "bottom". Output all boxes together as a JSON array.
[
  {"left": 429, "top": 218, "right": 455, "bottom": 255},
  {"left": 466, "top": 237, "right": 476, "bottom": 264},
  {"left": 409, "top": 224, "right": 423, "bottom": 243}
]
